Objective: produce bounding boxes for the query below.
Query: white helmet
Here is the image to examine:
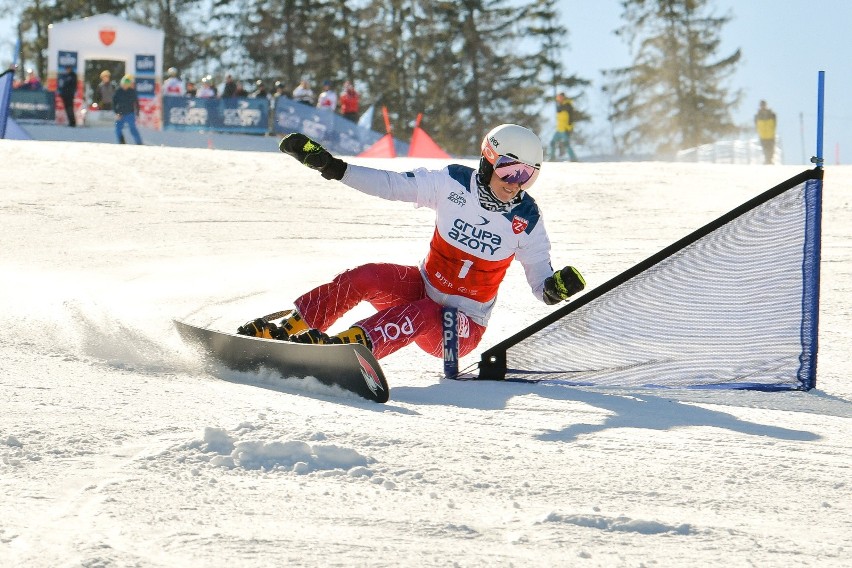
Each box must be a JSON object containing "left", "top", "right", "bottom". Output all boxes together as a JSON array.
[
  {"left": 167, "top": 67, "right": 178, "bottom": 77},
  {"left": 479, "top": 124, "right": 543, "bottom": 187}
]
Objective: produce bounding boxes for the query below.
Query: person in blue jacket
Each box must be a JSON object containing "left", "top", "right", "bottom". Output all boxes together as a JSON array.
[{"left": 113, "top": 75, "right": 143, "bottom": 144}]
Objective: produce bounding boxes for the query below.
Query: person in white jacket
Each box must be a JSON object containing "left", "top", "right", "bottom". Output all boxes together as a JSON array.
[
  {"left": 292, "top": 80, "right": 315, "bottom": 105},
  {"left": 316, "top": 81, "right": 337, "bottom": 111},
  {"left": 162, "top": 67, "right": 185, "bottom": 96},
  {"left": 238, "top": 124, "right": 585, "bottom": 360}
]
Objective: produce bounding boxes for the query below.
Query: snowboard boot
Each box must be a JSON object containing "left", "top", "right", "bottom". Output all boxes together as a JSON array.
[
  {"left": 289, "top": 326, "right": 372, "bottom": 350},
  {"left": 279, "top": 309, "right": 309, "bottom": 337},
  {"left": 333, "top": 326, "right": 372, "bottom": 350},
  {"left": 236, "top": 318, "right": 287, "bottom": 340}
]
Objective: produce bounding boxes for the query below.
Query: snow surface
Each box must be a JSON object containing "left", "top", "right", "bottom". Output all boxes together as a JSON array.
[{"left": 1, "top": 137, "right": 850, "bottom": 567}]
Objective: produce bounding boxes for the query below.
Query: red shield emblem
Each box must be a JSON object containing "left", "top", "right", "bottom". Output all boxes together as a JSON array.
[
  {"left": 512, "top": 216, "right": 529, "bottom": 234},
  {"left": 99, "top": 28, "right": 116, "bottom": 46}
]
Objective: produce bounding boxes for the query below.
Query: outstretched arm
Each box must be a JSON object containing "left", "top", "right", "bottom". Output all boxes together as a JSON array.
[{"left": 279, "top": 132, "right": 427, "bottom": 203}]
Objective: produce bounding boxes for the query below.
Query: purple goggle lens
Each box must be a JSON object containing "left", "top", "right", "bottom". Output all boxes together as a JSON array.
[{"left": 493, "top": 154, "right": 539, "bottom": 185}]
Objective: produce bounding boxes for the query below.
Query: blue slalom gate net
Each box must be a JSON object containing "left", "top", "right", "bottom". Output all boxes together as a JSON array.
[{"left": 474, "top": 168, "right": 823, "bottom": 391}]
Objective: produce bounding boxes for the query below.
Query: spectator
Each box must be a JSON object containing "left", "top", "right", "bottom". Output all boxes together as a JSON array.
[
  {"left": 273, "top": 80, "right": 288, "bottom": 100},
  {"left": 162, "top": 67, "right": 186, "bottom": 97},
  {"left": 113, "top": 75, "right": 143, "bottom": 145},
  {"left": 754, "top": 100, "right": 777, "bottom": 165},
  {"left": 292, "top": 80, "right": 314, "bottom": 105},
  {"left": 196, "top": 76, "right": 216, "bottom": 98},
  {"left": 339, "top": 80, "right": 360, "bottom": 122},
  {"left": 250, "top": 80, "right": 268, "bottom": 99},
  {"left": 185, "top": 81, "right": 197, "bottom": 98},
  {"left": 58, "top": 65, "right": 77, "bottom": 127},
  {"left": 316, "top": 80, "right": 337, "bottom": 112},
  {"left": 549, "top": 92, "right": 578, "bottom": 162},
  {"left": 21, "top": 68, "right": 42, "bottom": 90},
  {"left": 235, "top": 81, "right": 248, "bottom": 97},
  {"left": 95, "top": 70, "right": 115, "bottom": 111},
  {"left": 222, "top": 74, "right": 237, "bottom": 98}
]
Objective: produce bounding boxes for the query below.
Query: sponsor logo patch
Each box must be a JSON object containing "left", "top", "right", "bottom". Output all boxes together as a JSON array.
[
  {"left": 448, "top": 218, "right": 501, "bottom": 255},
  {"left": 447, "top": 192, "right": 466, "bottom": 206},
  {"left": 511, "top": 215, "right": 529, "bottom": 234}
]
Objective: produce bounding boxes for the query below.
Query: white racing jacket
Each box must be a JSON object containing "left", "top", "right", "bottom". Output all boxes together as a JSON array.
[{"left": 341, "top": 163, "right": 555, "bottom": 326}]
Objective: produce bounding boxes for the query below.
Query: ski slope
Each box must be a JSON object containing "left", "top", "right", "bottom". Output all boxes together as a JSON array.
[{"left": 1, "top": 138, "right": 850, "bottom": 567}]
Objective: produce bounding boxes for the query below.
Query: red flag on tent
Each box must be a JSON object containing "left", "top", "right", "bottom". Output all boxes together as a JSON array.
[
  {"left": 358, "top": 106, "right": 396, "bottom": 158},
  {"left": 408, "top": 113, "right": 450, "bottom": 158}
]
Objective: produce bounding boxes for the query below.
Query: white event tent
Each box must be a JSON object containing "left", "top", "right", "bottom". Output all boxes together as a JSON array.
[{"left": 47, "top": 14, "right": 164, "bottom": 129}]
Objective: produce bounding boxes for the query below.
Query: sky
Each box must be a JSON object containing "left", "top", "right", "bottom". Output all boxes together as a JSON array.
[
  {"left": 561, "top": 0, "right": 852, "bottom": 164},
  {"left": 1, "top": 138, "right": 850, "bottom": 566},
  {"left": 2, "top": 1, "right": 852, "bottom": 164}
]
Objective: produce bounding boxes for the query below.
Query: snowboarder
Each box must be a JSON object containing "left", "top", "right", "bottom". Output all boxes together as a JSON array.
[{"left": 238, "top": 124, "right": 586, "bottom": 360}]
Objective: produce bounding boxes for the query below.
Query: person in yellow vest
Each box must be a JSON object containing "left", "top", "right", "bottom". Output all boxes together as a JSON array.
[
  {"left": 550, "top": 92, "right": 578, "bottom": 162},
  {"left": 754, "top": 100, "right": 777, "bottom": 164}
]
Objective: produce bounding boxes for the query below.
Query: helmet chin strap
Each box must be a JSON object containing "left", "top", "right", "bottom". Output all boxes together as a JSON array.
[{"left": 476, "top": 172, "right": 522, "bottom": 213}]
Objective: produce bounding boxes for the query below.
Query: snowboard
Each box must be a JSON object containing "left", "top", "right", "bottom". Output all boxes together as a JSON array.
[{"left": 174, "top": 320, "right": 389, "bottom": 403}]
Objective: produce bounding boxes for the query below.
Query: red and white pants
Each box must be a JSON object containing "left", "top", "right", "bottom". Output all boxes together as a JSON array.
[{"left": 294, "top": 263, "right": 485, "bottom": 360}]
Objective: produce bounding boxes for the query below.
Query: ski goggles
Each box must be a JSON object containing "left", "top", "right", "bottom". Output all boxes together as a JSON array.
[{"left": 492, "top": 154, "right": 540, "bottom": 185}]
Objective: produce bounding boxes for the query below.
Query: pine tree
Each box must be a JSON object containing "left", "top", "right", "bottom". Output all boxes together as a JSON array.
[
  {"left": 354, "top": 0, "right": 423, "bottom": 138},
  {"left": 347, "top": 0, "right": 552, "bottom": 155},
  {"left": 223, "top": 0, "right": 315, "bottom": 84},
  {"left": 410, "top": 0, "right": 557, "bottom": 155},
  {"left": 526, "top": 0, "right": 588, "bottom": 102},
  {"left": 128, "top": 0, "right": 211, "bottom": 75},
  {"left": 603, "top": 0, "right": 742, "bottom": 157},
  {"left": 525, "top": 0, "right": 591, "bottom": 145}
]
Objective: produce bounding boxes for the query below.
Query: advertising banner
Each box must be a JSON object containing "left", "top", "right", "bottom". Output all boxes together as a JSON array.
[
  {"left": 217, "top": 98, "right": 270, "bottom": 133},
  {"left": 163, "top": 97, "right": 270, "bottom": 134},
  {"left": 57, "top": 51, "right": 78, "bottom": 70},
  {"left": 135, "top": 54, "right": 156, "bottom": 77},
  {"left": 163, "top": 97, "right": 210, "bottom": 129},
  {"left": 163, "top": 94, "right": 412, "bottom": 151},
  {"left": 272, "top": 98, "right": 409, "bottom": 156},
  {"left": 135, "top": 77, "right": 156, "bottom": 99},
  {"left": 9, "top": 90, "right": 56, "bottom": 121}
]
